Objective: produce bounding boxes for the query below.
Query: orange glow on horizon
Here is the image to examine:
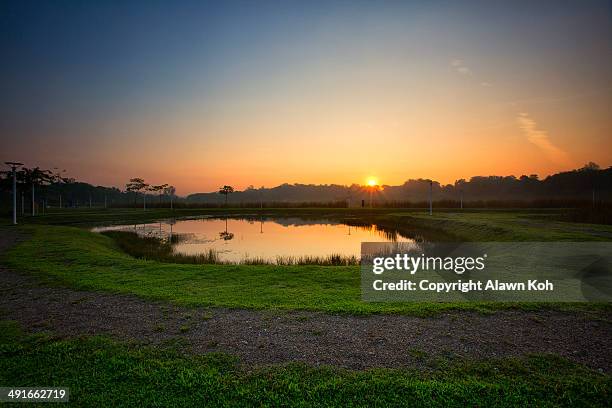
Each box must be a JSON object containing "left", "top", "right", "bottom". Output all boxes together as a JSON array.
[{"left": 1, "top": 1, "right": 610, "bottom": 196}]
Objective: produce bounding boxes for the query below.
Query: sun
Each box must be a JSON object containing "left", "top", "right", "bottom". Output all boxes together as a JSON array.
[{"left": 366, "top": 177, "right": 378, "bottom": 187}]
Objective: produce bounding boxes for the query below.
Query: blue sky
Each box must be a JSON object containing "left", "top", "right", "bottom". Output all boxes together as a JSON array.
[{"left": 1, "top": 0, "right": 610, "bottom": 192}]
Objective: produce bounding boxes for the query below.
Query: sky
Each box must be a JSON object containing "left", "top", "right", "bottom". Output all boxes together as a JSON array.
[{"left": 1, "top": 0, "right": 611, "bottom": 194}]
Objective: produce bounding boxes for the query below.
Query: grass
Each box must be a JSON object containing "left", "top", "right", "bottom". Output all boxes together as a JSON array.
[
  {"left": 0, "top": 320, "right": 609, "bottom": 407},
  {"left": 103, "top": 230, "right": 360, "bottom": 266},
  {"left": 3, "top": 208, "right": 612, "bottom": 315},
  {"left": 387, "top": 211, "right": 612, "bottom": 242},
  {"left": 4, "top": 224, "right": 425, "bottom": 314},
  {"left": 2, "top": 209, "right": 611, "bottom": 405},
  {"left": 102, "top": 231, "right": 225, "bottom": 264}
]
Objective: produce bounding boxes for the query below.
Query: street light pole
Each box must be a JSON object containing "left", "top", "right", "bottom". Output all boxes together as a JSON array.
[{"left": 5, "top": 162, "right": 24, "bottom": 225}]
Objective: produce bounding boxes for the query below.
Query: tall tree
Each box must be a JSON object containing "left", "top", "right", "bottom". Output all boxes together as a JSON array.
[
  {"left": 51, "top": 168, "right": 70, "bottom": 208},
  {"left": 146, "top": 185, "right": 161, "bottom": 207},
  {"left": 21, "top": 167, "right": 53, "bottom": 216},
  {"left": 125, "top": 178, "right": 149, "bottom": 210},
  {"left": 151, "top": 184, "right": 168, "bottom": 205},
  {"left": 219, "top": 185, "right": 234, "bottom": 206},
  {"left": 164, "top": 185, "right": 176, "bottom": 209}
]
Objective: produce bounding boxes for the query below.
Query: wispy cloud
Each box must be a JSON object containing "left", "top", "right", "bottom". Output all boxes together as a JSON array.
[
  {"left": 450, "top": 59, "right": 472, "bottom": 75},
  {"left": 516, "top": 112, "right": 570, "bottom": 164},
  {"left": 504, "top": 87, "right": 612, "bottom": 107}
]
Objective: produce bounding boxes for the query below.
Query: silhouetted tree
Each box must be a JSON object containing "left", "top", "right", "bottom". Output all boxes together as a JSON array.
[
  {"left": 219, "top": 185, "right": 234, "bottom": 206},
  {"left": 164, "top": 185, "right": 176, "bottom": 209},
  {"left": 150, "top": 184, "right": 168, "bottom": 205},
  {"left": 50, "top": 168, "right": 72, "bottom": 208},
  {"left": 126, "top": 178, "right": 149, "bottom": 210},
  {"left": 580, "top": 162, "right": 600, "bottom": 171},
  {"left": 21, "top": 167, "right": 53, "bottom": 215}
]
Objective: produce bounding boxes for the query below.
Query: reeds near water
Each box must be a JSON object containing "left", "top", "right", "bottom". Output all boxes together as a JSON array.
[{"left": 102, "top": 231, "right": 360, "bottom": 266}]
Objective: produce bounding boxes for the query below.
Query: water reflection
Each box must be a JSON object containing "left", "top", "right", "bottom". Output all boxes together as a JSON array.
[
  {"left": 219, "top": 217, "right": 235, "bottom": 241},
  {"left": 93, "top": 216, "right": 414, "bottom": 263}
]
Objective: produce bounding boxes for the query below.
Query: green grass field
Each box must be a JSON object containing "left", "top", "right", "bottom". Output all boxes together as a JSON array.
[
  {"left": 3, "top": 208, "right": 612, "bottom": 315},
  {"left": 1, "top": 208, "right": 611, "bottom": 406},
  {"left": 1, "top": 320, "right": 609, "bottom": 407}
]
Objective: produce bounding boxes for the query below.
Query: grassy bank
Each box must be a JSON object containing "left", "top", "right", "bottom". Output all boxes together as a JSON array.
[
  {"left": 2, "top": 224, "right": 455, "bottom": 315},
  {"left": 1, "top": 320, "right": 609, "bottom": 407},
  {"left": 3, "top": 212, "right": 612, "bottom": 314}
]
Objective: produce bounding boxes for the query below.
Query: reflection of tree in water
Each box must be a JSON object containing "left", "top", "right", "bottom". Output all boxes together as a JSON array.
[
  {"left": 219, "top": 217, "right": 235, "bottom": 241},
  {"left": 207, "top": 215, "right": 421, "bottom": 242},
  {"left": 167, "top": 219, "right": 177, "bottom": 243},
  {"left": 210, "top": 215, "right": 343, "bottom": 228},
  {"left": 219, "top": 231, "right": 234, "bottom": 241},
  {"left": 202, "top": 215, "right": 420, "bottom": 241}
]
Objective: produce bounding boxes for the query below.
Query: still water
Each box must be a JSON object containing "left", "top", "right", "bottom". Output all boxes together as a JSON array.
[{"left": 93, "top": 216, "right": 413, "bottom": 262}]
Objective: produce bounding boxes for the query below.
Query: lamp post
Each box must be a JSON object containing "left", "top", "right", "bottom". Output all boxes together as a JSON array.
[{"left": 5, "top": 162, "right": 24, "bottom": 225}]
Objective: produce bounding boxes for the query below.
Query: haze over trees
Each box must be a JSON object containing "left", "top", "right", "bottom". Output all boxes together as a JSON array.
[
  {"left": 187, "top": 164, "right": 611, "bottom": 205},
  {"left": 1, "top": 163, "right": 610, "bottom": 211},
  {"left": 124, "top": 179, "right": 173, "bottom": 210}
]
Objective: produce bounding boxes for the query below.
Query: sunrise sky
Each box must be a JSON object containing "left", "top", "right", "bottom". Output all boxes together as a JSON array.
[{"left": 1, "top": 0, "right": 611, "bottom": 194}]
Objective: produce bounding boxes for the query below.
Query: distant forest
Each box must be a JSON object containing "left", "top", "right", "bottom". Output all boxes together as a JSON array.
[
  {"left": 1, "top": 163, "right": 610, "bottom": 210},
  {"left": 187, "top": 163, "right": 611, "bottom": 206}
]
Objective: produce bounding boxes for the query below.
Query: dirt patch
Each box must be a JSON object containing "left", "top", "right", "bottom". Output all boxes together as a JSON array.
[{"left": 1, "top": 228, "right": 610, "bottom": 371}]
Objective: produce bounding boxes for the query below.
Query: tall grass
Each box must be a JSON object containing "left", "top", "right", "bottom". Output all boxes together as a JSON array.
[
  {"left": 273, "top": 254, "right": 359, "bottom": 266},
  {"left": 102, "top": 231, "right": 221, "bottom": 264}
]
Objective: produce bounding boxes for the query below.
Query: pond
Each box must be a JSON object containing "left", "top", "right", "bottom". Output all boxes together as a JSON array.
[{"left": 92, "top": 216, "right": 414, "bottom": 263}]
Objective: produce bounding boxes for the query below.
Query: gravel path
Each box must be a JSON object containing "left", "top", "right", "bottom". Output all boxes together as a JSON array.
[{"left": 1, "top": 228, "right": 610, "bottom": 371}]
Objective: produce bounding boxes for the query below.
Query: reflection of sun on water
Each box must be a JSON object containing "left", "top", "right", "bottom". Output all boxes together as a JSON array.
[{"left": 93, "top": 218, "right": 413, "bottom": 262}]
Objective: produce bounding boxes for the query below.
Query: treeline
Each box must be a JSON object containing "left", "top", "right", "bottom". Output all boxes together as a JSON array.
[
  {"left": 115, "top": 200, "right": 350, "bottom": 209},
  {"left": 0, "top": 181, "right": 176, "bottom": 212},
  {"left": 1, "top": 162, "right": 610, "bottom": 213},
  {"left": 108, "top": 199, "right": 609, "bottom": 209},
  {"left": 0, "top": 168, "right": 177, "bottom": 213},
  {"left": 187, "top": 163, "right": 611, "bottom": 205}
]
